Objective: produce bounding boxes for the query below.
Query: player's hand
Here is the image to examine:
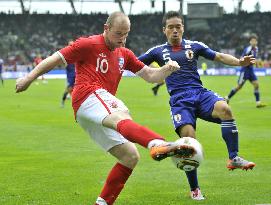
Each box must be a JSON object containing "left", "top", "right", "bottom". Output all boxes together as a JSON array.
[
  {"left": 239, "top": 55, "right": 256, "bottom": 67},
  {"left": 166, "top": 60, "right": 180, "bottom": 72},
  {"left": 15, "top": 76, "right": 33, "bottom": 93}
]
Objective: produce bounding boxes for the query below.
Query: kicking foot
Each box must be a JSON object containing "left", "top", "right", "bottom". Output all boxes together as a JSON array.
[{"left": 150, "top": 142, "right": 196, "bottom": 161}]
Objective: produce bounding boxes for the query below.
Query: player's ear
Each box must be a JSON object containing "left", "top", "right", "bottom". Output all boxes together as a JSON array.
[
  {"left": 104, "top": 24, "right": 109, "bottom": 32},
  {"left": 163, "top": 26, "right": 166, "bottom": 34}
]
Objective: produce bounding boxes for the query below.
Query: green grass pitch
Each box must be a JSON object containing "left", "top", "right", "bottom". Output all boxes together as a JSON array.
[{"left": 0, "top": 76, "right": 271, "bottom": 205}]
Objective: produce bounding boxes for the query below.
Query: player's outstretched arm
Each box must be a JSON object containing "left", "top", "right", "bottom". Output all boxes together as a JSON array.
[
  {"left": 214, "top": 52, "right": 255, "bottom": 67},
  {"left": 138, "top": 60, "right": 180, "bottom": 83},
  {"left": 15, "top": 53, "right": 63, "bottom": 93}
]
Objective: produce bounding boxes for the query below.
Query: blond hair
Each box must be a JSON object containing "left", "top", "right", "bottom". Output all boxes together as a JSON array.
[{"left": 106, "top": 11, "right": 129, "bottom": 28}]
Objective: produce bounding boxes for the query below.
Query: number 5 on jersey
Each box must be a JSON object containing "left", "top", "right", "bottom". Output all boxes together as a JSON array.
[{"left": 163, "top": 53, "right": 171, "bottom": 62}]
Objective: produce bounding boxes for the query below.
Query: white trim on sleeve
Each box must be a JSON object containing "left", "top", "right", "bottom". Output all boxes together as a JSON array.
[{"left": 56, "top": 51, "right": 68, "bottom": 67}]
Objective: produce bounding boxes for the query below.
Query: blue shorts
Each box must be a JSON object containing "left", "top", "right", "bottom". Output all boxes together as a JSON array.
[
  {"left": 169, "top": 88, "right": 224, "bottom": 132},
  {"left": 67, "top": 77, "right": 75, "bottom": 87},
  {"left": 237, "top": 69, "right": 257, "bottom": 85}
]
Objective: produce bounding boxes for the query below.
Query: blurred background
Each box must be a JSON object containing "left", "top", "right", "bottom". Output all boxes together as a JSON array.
[{"left": 0, "top": 0, "right": 270, "bottom": 78}]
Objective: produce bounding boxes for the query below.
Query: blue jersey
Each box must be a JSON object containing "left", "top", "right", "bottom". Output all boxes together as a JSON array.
[
  {"left": 237, "top": 46, "right": 258, "bottom": 84},
  {"left": 138, "top": 39, "right": 216, "bottom": 95},
  {"left": 241, "top": 45, "right": 258, "bottom": 72},
  {"left": 0, "top": 58, "right": 3, "bottom": 73},
  {"left": 139, "top": 40, "right": 223, "bottom": 130},
  {"left": 66, "top": 64, "right": 75, "bottom": 87}
]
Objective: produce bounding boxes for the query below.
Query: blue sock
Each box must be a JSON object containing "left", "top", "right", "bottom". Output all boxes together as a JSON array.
[
  {"left": 185, "top": 169, "right": 199, "bottom": 191},
  {"left": 254, "top": 89, "right": 260, "bottom": 102},
  {"left": 228, "top": 88, "right": 236, "bottom": 99},
  {"left": 221, "top": 120, "right": 239, "bottom": 159}
]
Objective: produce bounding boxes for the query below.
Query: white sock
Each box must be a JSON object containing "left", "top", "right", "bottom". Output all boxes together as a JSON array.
[
  {"left": 147, "top": 139, "right": 166, "bottom": 149},
  {"left": 96, "top": 197, "right": 108, "bottom": 205}
]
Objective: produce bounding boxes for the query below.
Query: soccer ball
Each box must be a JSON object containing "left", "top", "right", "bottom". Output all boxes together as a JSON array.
[{"left": 171, "top": 137, "right": 204, "bottom": 171}]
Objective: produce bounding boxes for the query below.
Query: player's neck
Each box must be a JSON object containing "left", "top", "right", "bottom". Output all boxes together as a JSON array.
[
  {"left": 168, "top": 38, "right": 182, "bottom": 47},
  {"left": 103, "top": 33, "right": 115, "bottom": 51}
]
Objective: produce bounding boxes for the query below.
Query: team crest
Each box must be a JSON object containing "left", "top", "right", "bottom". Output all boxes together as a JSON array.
[
  {"left": 174, "top": 114, "right": 182, "bottom": 123},
  {"left": 185, "top": 49, "right": 194, "bottom": 60},
  {"left": 118, "top": 57, "right": 124, "bottom": 72},
  {"left": 99, "top": 53, "right": 107, "bottom": 58},
  {"left": 109, "top": 100, "right": 118, "bottom": 109}
]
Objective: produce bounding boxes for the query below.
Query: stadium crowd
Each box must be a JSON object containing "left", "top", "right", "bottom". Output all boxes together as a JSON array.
[{"left": 0, "top": 11, "right": 271, "bottom": 69}]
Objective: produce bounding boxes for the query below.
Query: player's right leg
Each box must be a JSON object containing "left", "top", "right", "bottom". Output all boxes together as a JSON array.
[
  {"left": 225, "top": 72, "right": 245, "bottom": 103},
  {"left": 178, "top": 125, "right": 205, "bottom": 200},
  {"left": 76, "top": 89, "right": 193, "bottom": 161},
  {"left": 106, "top": 112, "right": 196, "bottom": 161},
  {"left": 225, "top": 84, "right": 243, "bottom": 103}
]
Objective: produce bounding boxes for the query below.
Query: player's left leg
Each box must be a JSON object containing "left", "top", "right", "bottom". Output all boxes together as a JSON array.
[
  {"left": 212, "top": 100, "right": 256, "bottom": 170},
  {"left": 60, "top": 87, "right": 69, "bottom": 107},
  {"left": 151, "top": 82, "right": 164, "bottom": 96},
  {"left": 251, "top": 80, "right": 267, "bottom": 108},
  {"left": 95, "top": 142, "right": 139, "bottom": 205}
]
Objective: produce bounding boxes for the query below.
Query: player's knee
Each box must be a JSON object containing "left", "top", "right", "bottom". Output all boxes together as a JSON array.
[
  {"left": 122, "top": 152, "right": 140, "bottom": 169},
  {"left": 103, "top": 111, "right": 132, "bottom": 130},
  {"left": 219, "top": 104, "right": 233, "bottom": 119}
]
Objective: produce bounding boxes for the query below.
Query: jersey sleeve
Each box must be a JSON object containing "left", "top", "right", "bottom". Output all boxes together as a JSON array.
[
  {"left": 58, "top": 38, "right": 91, "bottom": 66},
  {"left": 125, "top": 49, "right": 145, "bottom": 73},
  {"left": 197, "top": 42, "right": 216, "bottom": 61},
  {"left": 138, "top": 49, "right": 156, "bottom": 65}
]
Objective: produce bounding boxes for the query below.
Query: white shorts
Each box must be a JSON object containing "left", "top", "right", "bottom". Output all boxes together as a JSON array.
[{"left": 76, "top": 89, "right": 129, "bottom": 151}]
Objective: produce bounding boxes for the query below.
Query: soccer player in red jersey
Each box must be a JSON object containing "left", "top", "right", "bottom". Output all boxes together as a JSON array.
[
  {"left": 33, "top": 54, "right": 47, "bottom": 84},
  {"left": 15, "top": 12, "right": 195, "bottom": 205}
]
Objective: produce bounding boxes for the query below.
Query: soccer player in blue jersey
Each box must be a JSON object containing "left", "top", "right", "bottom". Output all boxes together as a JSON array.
[
  {"left": 225, "top": 35, "right": 267, "bottom": 108},
  {"left": 61, "top": 63, "right": 75, "bottom": 107},
  {"left": 138, "top": 11, "right": 256, "bottom": 200}
]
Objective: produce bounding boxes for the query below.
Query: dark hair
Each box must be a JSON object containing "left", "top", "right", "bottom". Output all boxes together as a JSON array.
[
  {"left": 162, "top": 11, "right": 183, "bottom": 27},
  {"left": 249, "top": 34, "right": 258, "bottom": 41}
]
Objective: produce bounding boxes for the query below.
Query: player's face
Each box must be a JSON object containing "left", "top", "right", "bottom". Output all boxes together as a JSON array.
[
  {"left": 250, "top": 38, "right": 258, "bottom": 47},
  {"left": 104, "top": 20, "right": 130, "bottom": 50},
  {"left": 163, "top": 17, "right": 184, "bottom": 46}
]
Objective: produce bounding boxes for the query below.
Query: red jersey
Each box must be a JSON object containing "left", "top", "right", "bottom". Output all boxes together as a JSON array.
[{"left": 58, "top": 34, "right": 145, "bottom": 115}]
